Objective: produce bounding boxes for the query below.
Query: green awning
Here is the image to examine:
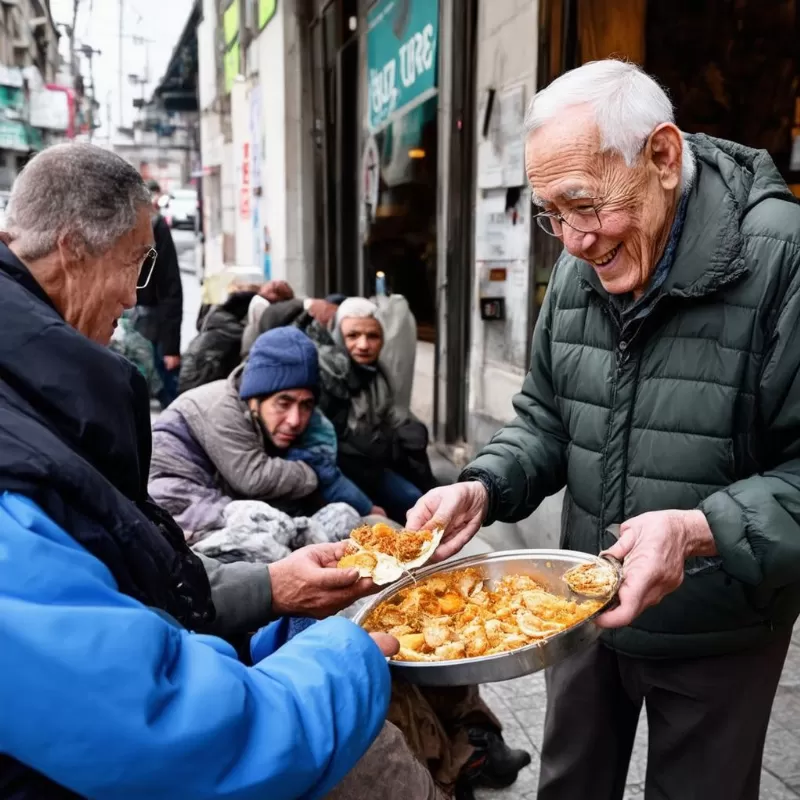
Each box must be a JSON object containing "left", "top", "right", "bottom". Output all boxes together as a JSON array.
[
  {"left": 0, "top": 85, "right": 23, "bottom": 113},
  {"left": 0, "top": 119, "right": 41, "bottom": 152}
]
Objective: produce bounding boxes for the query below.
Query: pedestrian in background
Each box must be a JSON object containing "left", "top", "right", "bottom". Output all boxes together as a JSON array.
[{"left": 132, "top": 178, "right": 183, "bottom": 407}]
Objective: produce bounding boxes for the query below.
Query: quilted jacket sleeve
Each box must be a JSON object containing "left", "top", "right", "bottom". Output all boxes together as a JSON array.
[
  {"left": 461, "top": 275, "right": 569, "bottom": 525},
  {"left": 701, "top": 239, "right": 800, "bottom": 590}
]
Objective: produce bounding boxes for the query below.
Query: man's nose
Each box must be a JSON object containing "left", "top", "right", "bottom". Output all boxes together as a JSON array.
[
  {"left": 563, "top": 227, "right": 598, "bottom": 257},
  {"left": 286, "top": 405, "right": 302, "bottom": 429},
  {"left": 123, "top": 284, "right": 138, "bottom": 310}
]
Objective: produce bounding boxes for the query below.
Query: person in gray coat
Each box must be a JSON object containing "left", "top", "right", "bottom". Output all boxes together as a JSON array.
[{"left": 150, "top": 327, "right": 382, "bottom": 563}]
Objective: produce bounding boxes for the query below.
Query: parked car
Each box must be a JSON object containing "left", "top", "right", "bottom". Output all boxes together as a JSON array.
[{"left": 162, "top": 188, "right": 198, "bottom": 230}]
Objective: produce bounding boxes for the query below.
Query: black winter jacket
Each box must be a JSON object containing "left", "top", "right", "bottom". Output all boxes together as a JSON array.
[
  {"left": 0, "top": 243, "right": 214, "bottom": 798},
  {"left": 178, "top": 291, "right": 255, "bottom": 394}
]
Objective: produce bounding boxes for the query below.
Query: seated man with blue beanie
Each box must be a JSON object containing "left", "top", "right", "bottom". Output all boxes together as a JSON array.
[
  {"left": 149, "top": 327, "right": 381, "bottom": 564},
  {"left": 239, "top": 327, "right": 377, "bottom": 515}
]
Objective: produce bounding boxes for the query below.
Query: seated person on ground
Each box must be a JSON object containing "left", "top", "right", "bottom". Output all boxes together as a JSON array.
[
  {"left": 150, "top": 327, "right": 382, "bottom": 563},
  {"left": 241, "top": 289, "right": 343, "bottom": 357},
  {"left": 317, "top": 297, "right": 438, "bottom": 524}
]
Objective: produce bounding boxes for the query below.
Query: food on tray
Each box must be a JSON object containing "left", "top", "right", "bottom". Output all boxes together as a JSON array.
[
  {"left": 336, "top": 522, "right": 444, "bottom": 586},
  {"left": 563, "top": 560, "right": 617, "bottom": 599},
  {"left": 362, "top": 567, "right": 604, "bottom": 662}
]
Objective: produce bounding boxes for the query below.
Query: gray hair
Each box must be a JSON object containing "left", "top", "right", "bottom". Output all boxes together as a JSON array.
[
  {"left": 524, "top": 60, "right": 695, "bottom": 190},
  {"left": 5, "top": 143, "right": 152, "bottom": 260},
  {"left": 332, "top": 297, "right": 382, "bottom": 348}
]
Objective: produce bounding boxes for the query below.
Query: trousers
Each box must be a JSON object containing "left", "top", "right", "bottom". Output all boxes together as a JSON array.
[{"left": 538, "top": 633, "right": 792, "bottom": 800}]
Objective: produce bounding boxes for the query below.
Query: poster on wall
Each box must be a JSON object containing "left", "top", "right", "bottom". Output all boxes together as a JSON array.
[
  {"left": 475, "top": 188, "right": 529, "bottom": 262},
  {"left": 249, "top": 83, "right": 269, "bottom": 277},
  {"left": 477, "top": 86, "right": 525, "bottom": 189},
  {"left": 367, "top": 0, "right": 439, "bottom": 132},
  {"left": 362, "top": 134, "right": 380, "bottom": 221},
  {"left": 239, "top": 142, "right": 251, "bottom": 220}
]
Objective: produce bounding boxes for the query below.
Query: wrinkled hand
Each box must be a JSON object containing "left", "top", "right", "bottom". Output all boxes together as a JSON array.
[
  {"left": 306, "top": 299, "right": 338, "bottom": 327},
  {"left": 406, "top": 482, "right": 489, "bottom": 562},
  {"left": 259, "top": 279, "right": 295, "bottom": 303},
  {"left": 268, "top": 541, "right": 379, "bottom": 619},
  {"left": 163, "top": 354, "right": 181, "bottom": 371},
  {"left": 597, "top": 509, "right": 717, "bottom": 629}
]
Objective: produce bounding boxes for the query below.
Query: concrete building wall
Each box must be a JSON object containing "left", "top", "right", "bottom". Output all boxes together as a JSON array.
[
  {"left": 197, "top": 0, "right": 218, "bottom": 114},
  {"left": 282, "top": 1, "right": 313, "bottom": 296},
  {"left": 254, "top": 6, "right": 287, "bottom": 280},
  {"left": 466, "top": 0, "right": 563, "bottom": 550},
  {"left": 231, "top": 76, "right": 253, "bottom": 268},
  {"left": 469, "top": 0, "right": 537, "bottom": 446},
  {"left": 197, "top": 0, "right": 230, "bottom": 278},
  {"left": 210, "top": 0, "right": 313, "bottom": 294}
]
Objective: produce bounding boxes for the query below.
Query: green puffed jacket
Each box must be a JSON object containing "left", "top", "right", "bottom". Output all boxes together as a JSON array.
[{"left": 463, "top": 134, "right": 800, "bottom": 658}]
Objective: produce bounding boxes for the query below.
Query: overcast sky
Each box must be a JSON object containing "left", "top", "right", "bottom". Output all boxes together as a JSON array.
[{"left": 49, "top": 0, "right": 195, "bottom": 138}]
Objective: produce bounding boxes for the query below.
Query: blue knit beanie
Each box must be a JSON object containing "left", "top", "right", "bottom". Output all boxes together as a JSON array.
[{"left": 240, "top": 327, "right": 320, "bottom": 401}]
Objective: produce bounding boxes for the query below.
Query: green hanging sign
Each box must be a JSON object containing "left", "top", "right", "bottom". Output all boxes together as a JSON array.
[
  {"left": 367, "top": 0, "right": 439, "bottom": 132},
  {"left": 259, "top": 0, "right": 277, "bottom": 30},
  {"left": 222, "top": 1, "right": 239, "bottom": 95}
]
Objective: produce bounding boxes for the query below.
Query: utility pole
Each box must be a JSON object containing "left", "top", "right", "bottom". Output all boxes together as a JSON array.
[
  {"left": 237, "top": 0, "right": 250, "bottom": 75},
  {"left": 69, "top": 0, "right": 80, "bottom": 82},
  {"left": 106, "top": 91, "right": 112, "bottom": 145},
  {"left": 118, "top": 0, "right": 124, "bottom": 133},
  {"left": 79, "top": 44, "right": 102, "bottom": 142}
]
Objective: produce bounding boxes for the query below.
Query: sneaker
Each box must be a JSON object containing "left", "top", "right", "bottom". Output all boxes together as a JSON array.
[{"left": 464, "top": 726, "right": 532, "bottom": 789}]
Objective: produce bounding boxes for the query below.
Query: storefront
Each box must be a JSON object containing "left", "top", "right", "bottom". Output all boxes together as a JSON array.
[
  {"left": 362, "top": 0, "right": 440, "bottom": 340},
  {"left": 309, "top": 0, "right": 478, "bottom": 448}
]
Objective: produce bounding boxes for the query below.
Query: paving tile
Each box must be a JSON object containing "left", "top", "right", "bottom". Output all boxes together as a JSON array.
[
  {"left": 760, "top": 769, "right": 800, "bottom": 800},
  {"left": 763, "top": 719, "right": 800, "bottom": 786},
  {"left": 476, "top": 622, "right": 800, "bottom": 799},
  {"left": 771, "top": 686, "right": 800, "bottom": 733},
  {"left": 624, "top": 712, "right": 649, "bottom": 788}
]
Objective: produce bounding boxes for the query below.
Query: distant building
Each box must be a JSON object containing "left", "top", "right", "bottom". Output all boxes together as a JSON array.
[{"left": 0, "top": 0, "right": 73, "bottom": 190}]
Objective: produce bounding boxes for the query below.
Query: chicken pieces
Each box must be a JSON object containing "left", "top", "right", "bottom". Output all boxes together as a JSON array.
[
  {"left": 362, "top": 567, "right": 604, "bottom": 663},
  {"left": 351, "top": 523, "right": 434, "bottom": 562}
]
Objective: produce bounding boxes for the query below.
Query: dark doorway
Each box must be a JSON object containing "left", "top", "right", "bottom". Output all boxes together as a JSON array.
[
  {"left": 308, "top": 0, "right": 361, "bottom": 297},
  {"left": 363, "top": 94, "right": 439, "bottom": 341}
]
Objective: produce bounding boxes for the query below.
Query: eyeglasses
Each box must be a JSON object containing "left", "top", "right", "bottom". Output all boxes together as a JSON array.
[
  {"left": 534, "top": 205, "right": 603, "bottom": 238},
  {"left": 136, "top": 248, "right": 158, "bottom": 289}
]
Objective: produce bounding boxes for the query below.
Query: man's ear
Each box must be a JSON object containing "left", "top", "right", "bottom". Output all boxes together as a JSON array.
[
  {"left": 646, "top": 123, "right": 683, "bottom": 191},
  {"left": 57, "top": 231, "right": 87, "bottom": 267}
]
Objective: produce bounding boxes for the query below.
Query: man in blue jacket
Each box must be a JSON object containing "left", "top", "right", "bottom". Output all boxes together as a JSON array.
[{"left": 0, "top": 142, "right": 400, "bottom": 799}]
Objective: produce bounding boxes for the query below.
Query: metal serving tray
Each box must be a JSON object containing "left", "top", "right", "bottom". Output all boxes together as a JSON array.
[{"left": 353, "top": 549, "right": 621, "bottom": 687}]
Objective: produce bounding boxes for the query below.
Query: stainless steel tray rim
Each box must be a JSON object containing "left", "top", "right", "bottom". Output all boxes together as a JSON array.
[{"left": 353, "top": 548, "right": 621, "bottom": 685}]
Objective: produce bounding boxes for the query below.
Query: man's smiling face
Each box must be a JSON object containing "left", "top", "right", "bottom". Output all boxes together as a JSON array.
[{"left": 526, "top": 106, "right": 679, "bottom": 297}]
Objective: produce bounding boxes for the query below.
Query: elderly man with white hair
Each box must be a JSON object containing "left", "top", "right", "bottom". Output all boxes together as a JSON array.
[{"left": 409, "top": 60, "right": 800, "bottom": 799}]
